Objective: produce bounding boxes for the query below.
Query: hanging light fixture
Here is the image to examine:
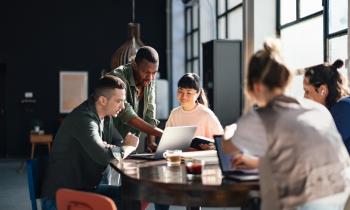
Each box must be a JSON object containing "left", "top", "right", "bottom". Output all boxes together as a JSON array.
[{"left": 110, "top": 0, "right": 145, "bottom": 69}]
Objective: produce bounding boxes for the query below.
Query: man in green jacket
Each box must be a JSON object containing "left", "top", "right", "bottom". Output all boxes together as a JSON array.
[
  {"left": 108, "top": 46, "right": 163, "bottom": 152},
  {"left": 41, "top": 75, "right": 138, "bottom": 210}
]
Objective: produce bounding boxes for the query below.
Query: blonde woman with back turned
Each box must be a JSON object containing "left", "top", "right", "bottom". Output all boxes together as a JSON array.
[{"left": 222, "top": 39, "right": 350, "bottom": 210}]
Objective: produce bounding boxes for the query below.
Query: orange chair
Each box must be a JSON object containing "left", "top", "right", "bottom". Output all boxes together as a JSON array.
[{"left": 56, "top": 188, "right": 117, "bottom": 210}]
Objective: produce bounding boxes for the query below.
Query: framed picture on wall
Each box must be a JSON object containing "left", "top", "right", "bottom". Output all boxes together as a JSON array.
[{"left": 59, "top": 71, "right": 88, "bottom": 113}]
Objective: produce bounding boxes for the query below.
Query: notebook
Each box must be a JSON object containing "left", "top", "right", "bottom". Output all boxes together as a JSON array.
[
  {"left": 214, "top": 135, "right": 259, "bottom": 181},
  {"left": 190, "top": 136, "right": 213, "bottom": 150},
  {"left": 129, "top": 126, "right": 197, "bottom": 160}
]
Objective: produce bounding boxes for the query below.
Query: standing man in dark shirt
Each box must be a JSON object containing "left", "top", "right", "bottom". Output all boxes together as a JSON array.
[
  {"left": 108, "top": 46, "right": 163, "bottom": 152},
  {"left": 41, "top": 75, "right": 139, "bottom": 210}
]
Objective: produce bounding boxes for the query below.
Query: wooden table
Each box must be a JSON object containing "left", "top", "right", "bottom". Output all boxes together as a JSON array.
[
  {"left": 110, "top": 159, "right": 259, "bottom": 210},
  {"left": 30, "top": 134, "right": 53, "bottom": 159}
]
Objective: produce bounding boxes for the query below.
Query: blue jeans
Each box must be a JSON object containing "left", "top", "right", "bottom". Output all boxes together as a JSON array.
[{"left": 41, "top": 184, "right": 122, "bottom": 210}]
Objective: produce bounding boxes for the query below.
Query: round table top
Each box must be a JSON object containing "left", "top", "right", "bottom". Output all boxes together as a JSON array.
[{"left": 110, "top": 158, "right": 259, "bottom": 207}]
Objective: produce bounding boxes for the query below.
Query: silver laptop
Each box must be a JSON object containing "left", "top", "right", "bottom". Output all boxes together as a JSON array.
[{"left": 129, "top": 126, "right": 197, "bottom": 160}]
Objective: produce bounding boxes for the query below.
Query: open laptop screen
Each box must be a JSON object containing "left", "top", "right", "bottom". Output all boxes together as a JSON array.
[
  {"left": 214, "top": 135, "right": 259, "bottom": 181},
  {"left": 214, "top": 135, "right": 235, "bottom": 172},
  {"left": 128, "top": 126, "right": 197, "bottom": 160}
]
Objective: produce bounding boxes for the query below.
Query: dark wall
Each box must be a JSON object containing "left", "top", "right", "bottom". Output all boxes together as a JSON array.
[{"left": 0, "top": 0, "right": 166, "bottom": 157}]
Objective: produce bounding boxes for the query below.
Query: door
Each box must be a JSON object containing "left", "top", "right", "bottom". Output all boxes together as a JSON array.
[{"left": 0, "top": 63, "right": 6, "bottom": 157}]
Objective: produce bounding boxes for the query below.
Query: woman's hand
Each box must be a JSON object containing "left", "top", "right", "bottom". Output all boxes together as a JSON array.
[
  {"left": 199, "top": 143, "right": 215, "bottom": 150},
  {"left": 232, "top": 153, "right": 259, "bottom": 170}
]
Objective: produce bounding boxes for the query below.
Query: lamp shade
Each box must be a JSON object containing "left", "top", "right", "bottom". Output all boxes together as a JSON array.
[{"left": 110, "top": 23, "right": 145, "bottom": 69}]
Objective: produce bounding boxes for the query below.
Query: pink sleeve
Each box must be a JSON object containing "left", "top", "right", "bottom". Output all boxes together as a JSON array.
[
  {"left": 207, "top": 112, "right": 224, "bottom": 137},
  {"left": 165, "top": 111, "right": 175, "bottom": 127}
]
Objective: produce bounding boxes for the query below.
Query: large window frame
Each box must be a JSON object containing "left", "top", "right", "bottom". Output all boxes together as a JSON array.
[
  {"left": 216, "top": 0, "right": 243, "bottom": 39},
  {"left": 185, "top": 3, "right": 200, "bottom": 75},
  {"left": 277, "top": 0, "right": 348, "bottom": 98},
  {"left": 324, "top": 0, "right": 348, "bottom": 62},
  {"left": 277, "top": 0, "right": 348, "bottom": 64}
]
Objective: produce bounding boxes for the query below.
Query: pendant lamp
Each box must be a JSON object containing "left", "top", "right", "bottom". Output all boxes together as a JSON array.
[{"left": 110, "top": 0, "right": 144, "bottom": 69}]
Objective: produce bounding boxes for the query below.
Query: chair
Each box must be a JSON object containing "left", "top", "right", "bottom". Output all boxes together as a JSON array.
[
  {"left": 56, "top": 188, "right": 117, "bottom": 210},
  {"left": 26, "top": 157, "right": 48, "bottom": 210},
  {"left": 30, "top": 134, "right": 53, "bottom": 159}
]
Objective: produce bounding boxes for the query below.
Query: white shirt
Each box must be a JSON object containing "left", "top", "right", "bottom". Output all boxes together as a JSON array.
[
  {"left": 229, "top": 109, "right": 267, "bottom": 156},
  {"left": 166, "top": 104, "right": 224, "bottom": 140}
]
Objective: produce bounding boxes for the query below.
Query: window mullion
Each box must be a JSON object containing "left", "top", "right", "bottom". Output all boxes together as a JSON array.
[{"left": 296, "top": 0, "right": 300, "bottom": 19}]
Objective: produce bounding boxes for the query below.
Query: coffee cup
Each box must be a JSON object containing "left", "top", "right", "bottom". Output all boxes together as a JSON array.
[
  {"left": 163, "top": 150, "right": 182, "bottom": 166},
  {"left": 185, "top": 158, "right": 205, "bottom": 179}
]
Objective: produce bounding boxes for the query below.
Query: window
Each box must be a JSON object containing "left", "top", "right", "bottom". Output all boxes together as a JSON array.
[
  {"left": 280, "top": 17, "right": 324, "bottom": 70},
  {"left": 328, "top": 0, "right": 348, "bottom": 33},
  {"left": 277, "top": 0, "right": 348, "bottom": 98},
  {"left": 216, "top": 0, "right": 243, "bottom": 40},
  {"left": 279, "top": 0, "right": 297, "bottom": 25},
  {"left": 280, "top": 17, "right": 324, "bottom": 98},
  {"left": 300, "top": 0, "right": 323, "bottom": 18},
  {"left": 326, "top": 0, "right": 348, "bottom": 80},
  {"left": 185, "top": 3, "right": 200, "bottom": 75}
]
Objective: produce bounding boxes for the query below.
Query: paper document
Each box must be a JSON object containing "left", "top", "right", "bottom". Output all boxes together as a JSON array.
[{"left": 181, "top": 150, "right": 218, "bottom": 164}]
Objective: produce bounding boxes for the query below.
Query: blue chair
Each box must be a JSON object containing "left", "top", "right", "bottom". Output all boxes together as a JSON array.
[{"left": 26, "top": 157, "right": 48, "bottom": 210}]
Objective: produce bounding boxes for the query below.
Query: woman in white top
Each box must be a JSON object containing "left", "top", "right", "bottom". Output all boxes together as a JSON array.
[
  {"left": 222, "top": 39, "right": 350, "bottom": 210},
  {"left": 166, "top": 73, "right": 223, "bottom": 149},
  {"left": 154, "top": 73, "right": 224, "bottom": 210}
]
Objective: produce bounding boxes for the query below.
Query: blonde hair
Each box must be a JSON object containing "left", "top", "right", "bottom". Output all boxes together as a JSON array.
[{"left": 247, "top": 39, "right": 290, "bottom": 93}]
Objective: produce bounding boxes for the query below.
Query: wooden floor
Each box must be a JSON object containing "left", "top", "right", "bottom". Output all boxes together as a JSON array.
[{"left": 0, "top": 159, "right": 239, "bottom": 210}]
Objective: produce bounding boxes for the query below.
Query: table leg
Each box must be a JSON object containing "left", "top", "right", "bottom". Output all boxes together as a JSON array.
[
  {"left": 121, "top": 198, "right": 141, "bottom": 210},
  {"left": 31, "top": 143, "right": 35, "bottom": 159}
]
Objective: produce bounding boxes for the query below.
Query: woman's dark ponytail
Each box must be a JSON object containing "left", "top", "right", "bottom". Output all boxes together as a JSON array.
[
  {"left": 305, "top": 59, "right": 349, "bottom": 108},
  {"left": 197, "top": 88, "right": 209, "bottom": 107},
  {"left": 332, "top": 59, "right": 344, "bottom": 69}
]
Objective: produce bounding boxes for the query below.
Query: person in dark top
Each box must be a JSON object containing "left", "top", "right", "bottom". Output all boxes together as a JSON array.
[
  {"left": 41, "top": 75, "right": 139, "bottom": 210},
  {"left": 304, "top": 59, "right": 350, "bottom": 153},
  {"left": 108, "top": 46, "right": 163, "bottom": 152}
]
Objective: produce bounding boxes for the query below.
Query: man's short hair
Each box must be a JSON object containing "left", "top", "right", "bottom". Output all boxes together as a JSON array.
[
  {"left": 135, "top": 46, "right": 159, "bottom": 64},
  {"left": 93, "top": 75, "right": 125, "bottom": 101}
]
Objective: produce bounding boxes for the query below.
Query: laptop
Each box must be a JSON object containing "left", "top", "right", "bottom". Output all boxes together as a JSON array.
[
  {"left": 214, "top": 135, "right": 259, "bottom": 181},
  {"left": 129, "top": 126, "right": 197, "bottom": 160}
]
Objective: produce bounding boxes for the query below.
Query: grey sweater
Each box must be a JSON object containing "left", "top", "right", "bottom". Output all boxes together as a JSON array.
[{"left": 257, "top": 96, "right": 350, "bottom": 210}]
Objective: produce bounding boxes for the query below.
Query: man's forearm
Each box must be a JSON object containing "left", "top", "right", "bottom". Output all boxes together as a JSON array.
[{"left": 128, "top": 116, "right": 163, "bottom": 137}]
